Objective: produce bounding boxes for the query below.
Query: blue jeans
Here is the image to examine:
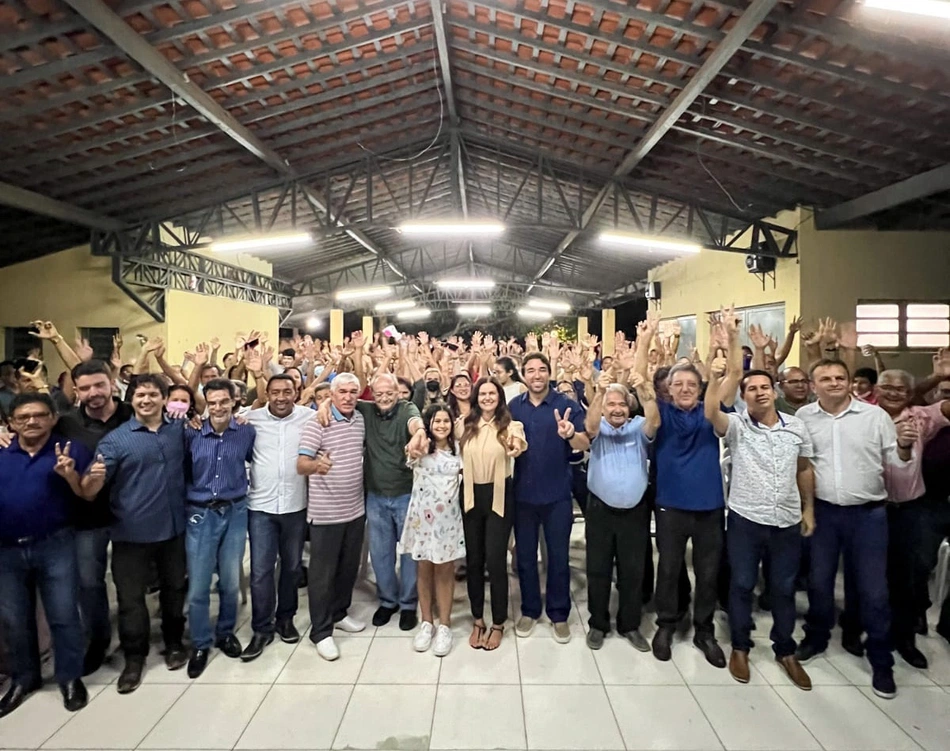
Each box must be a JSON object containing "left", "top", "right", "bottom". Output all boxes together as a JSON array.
[
  {"left": 76, "top": 527, "right": 112, "bottom": 650},
  {"left": 366, "top": 492, "right": 417, "bottom": 610},
  {"left": 515, "top": 500, "right": 573, "bottom": 623},
  {"left": 804, "top": 500, "right": 893, "bottom": 670},
  {"left": 0, "top": 528, "right": 85, "bottom": 684},
  {"left": 186, "top": 500, "right": 248, "bottom": 649},
  {"left": 248, "top": 509, "right": 306, "bottom": 635},
  {"left": 727, "top": 512, "right": 801, "bottom": 657}
]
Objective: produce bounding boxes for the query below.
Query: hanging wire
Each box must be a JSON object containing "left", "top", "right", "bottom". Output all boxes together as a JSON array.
[{"left": 695, "top": 97, "right": 747, "bottom": 214}]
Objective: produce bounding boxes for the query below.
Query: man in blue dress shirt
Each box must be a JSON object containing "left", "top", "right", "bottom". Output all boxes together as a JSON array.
[
  {"left": 85, "top": 374, "right": 188, "bottom": 694},
  {"left": 509, "top": 352, "right": 589, "bottom": 643},
  {"left": 183, "top": 379, "right": 256, "bottom": 679}
]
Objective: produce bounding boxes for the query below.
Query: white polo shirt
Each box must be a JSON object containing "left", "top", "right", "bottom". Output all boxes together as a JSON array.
[{"left": 245, "top": 405, "right": 314, "bottom": 514}]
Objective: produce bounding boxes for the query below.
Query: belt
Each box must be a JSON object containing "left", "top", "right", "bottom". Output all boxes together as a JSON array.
[{"left": 187, "top": 498, "right": 243, "bottom": 511}]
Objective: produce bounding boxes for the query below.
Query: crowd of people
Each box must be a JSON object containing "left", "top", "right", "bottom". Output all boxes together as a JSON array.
[{"left": 1, "top": 312, "right": 949, "bottom": 720}]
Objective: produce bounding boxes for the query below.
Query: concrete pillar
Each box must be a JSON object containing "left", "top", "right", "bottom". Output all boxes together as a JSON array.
[
  {"left": 362, "top": 315, "right": 374, "bottom": 341},
  {"left": 577, "top": 315, "right": 588, "bottom": 343},
  {"left": 330, "top": 308, "right": 344, "bottom": 347},
  {"left": 601, "top": 309, "right": 616, "bottom": 355}
]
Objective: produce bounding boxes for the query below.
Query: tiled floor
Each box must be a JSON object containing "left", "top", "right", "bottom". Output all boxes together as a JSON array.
[{"left": 3, "top": 542, "right": 950, "bottom": 751}]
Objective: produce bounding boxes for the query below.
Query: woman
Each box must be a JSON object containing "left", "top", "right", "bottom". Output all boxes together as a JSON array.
[
  {"left": 457, "top": 377, "right": 527, "bottom": 651},
  {"left": 446, "top": 373, "right": 473, "bottom": 422},
  {"left": 492, "top": 356, "right": 527, "bottom": 404},
  {"left": 401, "top": 405, "right": 465, "bottom": 657},
  {"left": 167, "top": 384, "right": 198, "bottom": 419}
]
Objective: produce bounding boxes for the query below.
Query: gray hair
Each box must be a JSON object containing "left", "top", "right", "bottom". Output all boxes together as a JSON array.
[
  {"left": 604, "top": 383, "right": 631, "bottom": 401},
  {"left": 331, "top": 372, "right": 361, "bottom": 392},
  {"left": 371, "top": 372, "right": 399, "bottom": 392},
  {"left": 879, "top": 369, "right": 915, "bottom": 390}
]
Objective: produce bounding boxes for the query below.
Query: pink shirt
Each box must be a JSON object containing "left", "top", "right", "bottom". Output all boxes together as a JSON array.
[{"left": 884, "top": 402, "right": 950, "bottom": 502}]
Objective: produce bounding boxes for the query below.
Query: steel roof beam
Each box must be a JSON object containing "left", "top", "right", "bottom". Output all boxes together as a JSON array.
[{"left": 0, "top": 181, "right": 124, "bottom": 231}]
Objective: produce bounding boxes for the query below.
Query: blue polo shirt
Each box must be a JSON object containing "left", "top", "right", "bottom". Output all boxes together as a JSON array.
[
  {"left": 655, "top": 400, "right": 724, "bottom": 511},
  {"left": 96, "top": 416, "right": 187, "bottom": 543},
  {"left": 185, "top": 419, "right": 256, "bottom": 503},
  {"left": 588, "top": 417, "right": 650, "bottom": 509},
  {"left": 0, "top": 434, "right": 92, "bottom": 544},
  {"left": 509, "top": 389, "right": 586, "bottom": 505}
]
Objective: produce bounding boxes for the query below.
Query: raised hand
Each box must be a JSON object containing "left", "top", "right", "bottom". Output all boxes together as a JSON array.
[
  {"left": 193, "top": 342, "right": 210, "bottom": 366},
  {"left": 933, "top": 348, "right": 950, "bottom": 377},
  {"left": 896, "top": 417, "right": 919, "bottom": 447},
  {"left": 788, "top": 315, "right": 803, "bottom": 335},
  {"left": 315, "top": 451, "right": 333, "bottom": 476},
  {"left": 801, "top": 324, "right": 820, "bottom": 348},
  {"left": 143, "top": 335, "right": 163, "bottom": 354},
  {"left": 87, "top": 453, "right": 107, "bottom": 480},
  {"left": 350, "top": 330, "right": 366, "bottom": 351},
  {"left": 709, "top": 354, "right": 728, "bottom": 379},
  {"left": 838, "top": 321, "right": 858, "bottom": 350},
  {"left": 261, "top": 345, "right": 275, "bottom": 366},
  {"left": 417, "top": 331, "right": 429, "bottom": 347},
  {"left": 554, "top": 407, "right": 575, "bottom": 439},
  {"left": 75, "top": 337, "right": 94, "bottom": 362},
  {"left": 819, "top": 318, "right": 839, "bottom": 348},
  {"left": 525, "top": 333, "right": 538, "bottom": 352},
  {"left": 30, "top": 320, "right": 60, "bottom": 340},
  {"left": 748, "top": 323, "right": 769, "bottom": 350},
  {"left": 210, "top": 336, "right": 221, "bottom": 351},
  {"left": 53, "top": 441, "right": 76, "bottom": 478},
  {"left": 17, "top": 362, "right": 47, "bottom": 391},
  {"left": 244, "top": 348, "right": 263, "bottom": 373}
]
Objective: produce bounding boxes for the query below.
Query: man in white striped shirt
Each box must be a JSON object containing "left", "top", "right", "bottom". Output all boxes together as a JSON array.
[{"left": 297, "top": 373, "right": 367, "bottom": 662}]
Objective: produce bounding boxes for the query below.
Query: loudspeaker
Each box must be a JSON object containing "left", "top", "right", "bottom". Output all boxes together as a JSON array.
[{"left": 645, "top": 281, "right": 661, "bottom": 300}]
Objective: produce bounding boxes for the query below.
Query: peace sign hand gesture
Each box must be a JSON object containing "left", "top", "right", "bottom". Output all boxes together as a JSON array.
[
  {"left": 53, "top": 442, "right": 76, "bottom": 478},
  {"left": 554, "top": 408, "right": 576, "bottom": 440}
]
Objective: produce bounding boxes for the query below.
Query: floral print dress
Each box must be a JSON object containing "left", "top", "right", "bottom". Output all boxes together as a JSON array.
[{"left": 399, "top": 449, "right": 466, "bottom": 564}]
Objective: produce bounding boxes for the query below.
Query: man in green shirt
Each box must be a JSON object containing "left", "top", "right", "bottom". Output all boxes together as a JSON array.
[{"left": 775, "top": 367, "right": 815, "bottom": 415}]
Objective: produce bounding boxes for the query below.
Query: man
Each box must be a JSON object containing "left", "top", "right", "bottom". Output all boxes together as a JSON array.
[
  {"left": 852, "top": 367, "right": 878, "bottom": 404},
  {"left": 0, "top": 394, "right": 91, "bottom": 717},
  {"left": 775, "top": 367, "right": 814, "bottom": 415},
  {"left": 298, "top": 373, "right": 367, "bottom": 661},
  {"left": 637, "top": 311, "right": 736, "bottom": 667},
  {"left": 116, "top": 364, "right": 133, "bottom": 401},
  {"left": 875, "top": 369, "right": 950, "bottom": 670},
  {"left": 796, "top": 360, "right": 915, "bottom": 700},
  {"left": 0, "top": 359, "right": 18, "bottom": 416},
  {"left": 56, "top": 360, "right": 134, "bottom": 676},
  {"left": 183, "top": 379, "right": 256, "bottom": 678},
  {"left": 85, "top": 374, "right": 189, "bottom": 693},
  {"left": 509, "top": 352, "right": 589, "bottom": 642},
  {"left": 241, "top": 373, "right": 314, "bottom": 661},
  {"left": 705, "top": 363, "right": 815, "bottom": 690},
  {"left": 583, "top": 377, "right": 657, "bottom": 652}
]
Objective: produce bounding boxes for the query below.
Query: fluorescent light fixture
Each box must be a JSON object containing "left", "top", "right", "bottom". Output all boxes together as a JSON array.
[
  {"left": 396, "top": 307, "right": 431, "bottom": 321},
  {"left": 375, "top": 299, "right": 416, "bottom": 312},
  {"left": 863, "top": 0, "right": 950, "bottom": 19},
  {"left": 210, "top": 232, "right": 312, "bottom": 253},
  {"left": 517, "top": 308, "right": 553, "bottom": 321},
  {"left": 434, "top": 279, "right": 496, "bottom": 290},
  {"left": 599, "top": 232, "right": 702, "bottom": 254},
  {"left": 457, "top": 305, "right": 493, "bottom": 316},
  {"left": 334, "top": 286, "right": 392, "bottom": 301},
  {"left": 398, "top": 221, "right": 506, "bottom": 237},
  {"left": 305, "top": 316, "right": 321, "bottom": 330},
  {"left": 528, "top": 299, "right": 571, "bottom": 313}
]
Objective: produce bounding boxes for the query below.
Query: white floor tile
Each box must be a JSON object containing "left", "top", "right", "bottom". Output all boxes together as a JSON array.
[
  {"left": 198, "top": 628, "right": 294, "bottom": 684},
  {"left": 671, "top": 640, "right": 766, "bottom": 685},
  {"left": 912, "top": 637, "right": 950, "bottom": 686},
  {"left": 332, "top": 684, "right": 436, "bottom": 750},
  {"left": 336, "top": 598, "right": 383, "bottom": 637},
  {"left": 748, "top": 640, "right": 849, "bottom": 687},
  {"left": 827, "top": 648, "right": 935, "bottom": 688},
  {"left": 140, "top": 649, "right": 205, "bottom": 685},
  {"left": 43, "top": 684, "right": 182, "bottom": 749},
  {"left": 139, "top": 683, "right": 269, "bottom": 749},
  {"left": 774, "top": 685, "right": 920, "bottom": 751},
  {"left": 522, "top": 685, "right": 624, "bottom": 750},
  {"left": 276, "top": 636, "right": 371, "bottom": 684},
  {"left": 430, "top": 684, "right": 526, "bottom": 749},
  {"left": 357, "top": 637, "right": 441, "bottom": 684},
  {"left": 606, "top": 685, "right": 722, "bottom": 750},
  {"left": 863, "top": 685, "right": 950, "bottom": 751},
  {"left": 0, "top": 684, "right": 104, "bottom": 749},
  {"left": 691, "top": 685, "right": 820, "bottom": 751},
  {"left": 438, "top": 629, "right": 521, "bottom": 684},
  {"left": 593, "top": 637, "right": 684, "bottom": 685},
  {"left": 517, "top": 636, "right": 602, "bottom": 684},
  {"left": 236, "top": 685, "right": 351, "bottom": 749}
]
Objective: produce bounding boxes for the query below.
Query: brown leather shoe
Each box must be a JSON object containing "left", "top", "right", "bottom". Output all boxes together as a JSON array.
[
  {"left": 729, "top": 649, "right": 750, "bottom": 684},
  {"left": 777, "top": 655, "right": 812, "bottom": 691}
]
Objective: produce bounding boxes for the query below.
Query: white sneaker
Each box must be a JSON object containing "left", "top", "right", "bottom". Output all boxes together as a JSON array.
[
  {"left": 315, "top": 636, "right": 340, "bottom": 661},
  {"left": 335, "top": 615, "right": 366, "bottom": 633},
  {"left": 432, "top": 625, "right": 454, "bottom": 657},
  {"left": 413, "top": 621, "right": 434, "bottom": 652}
]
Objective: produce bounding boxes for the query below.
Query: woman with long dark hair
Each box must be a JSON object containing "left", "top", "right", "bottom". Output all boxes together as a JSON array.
[
  {"left": 446, "top": 373, "right": 473, "bottom": 422},
  {"left": 492, "top": 356, "right": 527, "bottom": 404},
  {"left": 456, "top": 377, "right": 527, "bottom": 651}
]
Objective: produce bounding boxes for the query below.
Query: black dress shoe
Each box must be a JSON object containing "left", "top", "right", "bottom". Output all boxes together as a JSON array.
[
  {"left": 187, "top": 648, "right": 210, "bottom": 679},
  {"left": 896, "top": 643, "right": 928, "bottom": 670},
  {"left": 276, "top": 620, "right": 301, "bottom": 644},
  {"left": 60, "top": 679, "right": 88, "bottom": 712},
  {"left": 841, "top": 631, "right": 865, "bottom": 658},
  {"left": 399, "top": 609, "right": 418, "bottom": 631},
  {"left": 82, "top": 642, "right": 109, "bottom": 677},
  {"left": 117, "top": 656, "right": 145, "bottom": 694},
  {"left": 372, "top": 605, "right": 399, "bottom": 627},
  {"left": 795, "top": 639, "right": 825, "bottom": 664},
  {"left": 241, "top": 633, "right": 275, "bottom": 662},
  {"left": 164, "top": 643, "right": 189, "bottom": 671},
  {"left": 215, "top": 634, "right": 243, "bottom": 659},
  {"left": 693, "top": 634, "right": 727, "bottom": 668},
  {"left": 0, "top": 680, "right": 41, "bottom": 718},
  {"left": 652, "top": 627, "right": 674, "bottom": 662},
  {"left": 915, "top": 614, "right": 928, "bottom": 637}
]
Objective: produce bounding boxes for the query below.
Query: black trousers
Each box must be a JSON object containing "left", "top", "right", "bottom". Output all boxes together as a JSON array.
[
  {"left": 887, "top": 497, "right": 931, "bottom": 646},
  {"left": 655, "top": 507, "right": 724, "bottom": 635},
  {"left": 585, "top": 495, "right": 649, "bottom": 634},
  {"left": 919, "top": 495, "right": 950, "bottom": 630},
  {"left": 463, "top": 481, "right": 513, "bottom": 625},
  {"left": 642, "top": 485, "right": 692, "bottom": 608},
  {"left": 111, "top": 534, "right": 186, "bottom": 658},
  {"left": 307, "top": 516, "right": 366, "bottom": 643}
]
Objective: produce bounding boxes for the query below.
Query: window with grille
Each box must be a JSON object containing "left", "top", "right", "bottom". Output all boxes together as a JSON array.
[
  {"left": 79, "top": 327, "right": 119, "bottom": 361},
  {"left": 856, "top": 302, "right": 950, "bottom": 350},
  {"left": 4, "top": 326, "right": 41, "bottom": 360}
]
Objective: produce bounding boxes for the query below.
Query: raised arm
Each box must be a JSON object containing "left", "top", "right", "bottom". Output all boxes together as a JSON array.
[
  {"left": 584, "top": 376, "right": 606, "bottom": 439},
  {"left": 633, "top": 311, "right": 660, "bottom": 379},
  {"left": 775, "top": 316, "right": 801, "bottom": 369},
  {"left": 703, "top": 355, "right": 731, "bottom": 436},
  {"left": 718, "top": 305, "right": 742, "bottom": 408},
  {"left": 31, "top": 320, "right": 83, "bottom": 370}
]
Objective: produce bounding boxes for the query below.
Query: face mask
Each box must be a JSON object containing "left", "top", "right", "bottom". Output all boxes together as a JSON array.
[
  {"left": 426, "top": 380, "right": 441, "bottom": 391},
  {"left": 167, "top": 400, "right": 190, "bottom": 418}
]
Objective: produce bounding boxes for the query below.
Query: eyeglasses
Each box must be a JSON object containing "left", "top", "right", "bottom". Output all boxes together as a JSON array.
[
  {"left": 11, "top": 411, "right": 53, "bottom": 425},
  {"left": 878, "top": 385, "right": 908, "bottom": 394},
  {"left": 782, "top": 379, "right": 808, "bottom": 386}
]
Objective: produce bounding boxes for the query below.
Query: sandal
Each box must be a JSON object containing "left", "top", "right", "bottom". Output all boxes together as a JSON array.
[
  {"left": 470, "top": 621, "right": 486, "bottom": 650},
  {"left": 483, "top": 624, "right": 504, "bottom": 651}
]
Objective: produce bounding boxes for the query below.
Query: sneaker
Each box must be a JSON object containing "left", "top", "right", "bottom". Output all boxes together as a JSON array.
[
  {"left": 335, "top": 616, "right": 367, "bottom": 633},
  {"left": 622, "top": 629, "right": 651, "bottom": 652},
  {"left": 552, "top": 621, "right": 572, "bottom": 643},
  {"left": 586, "top": 627, "right": 606, "bottom": 650},
  {"left": 872, "top": 668, "right": 897, "bottom": 699},
  {"left": 315, "top": 636, "right": 340, "bottom": 662},
  {"left": 413, "top": 622, "right": 434, "bottom": 652},
  {"left": 515, "top": 616, "right": 537, "bottom": 638},
  {"left": 432, "top": 625, "right": 454, "bottom": 657}
]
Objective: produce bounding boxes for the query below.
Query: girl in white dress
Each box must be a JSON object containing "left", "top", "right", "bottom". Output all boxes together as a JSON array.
[{"left": 401, "top": 405, "right": 465, "bottom": 656}]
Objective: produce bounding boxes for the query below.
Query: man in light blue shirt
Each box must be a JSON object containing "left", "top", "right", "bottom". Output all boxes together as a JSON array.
[{"left": 583, "top": 376, "right": 658, "bottom": 652}]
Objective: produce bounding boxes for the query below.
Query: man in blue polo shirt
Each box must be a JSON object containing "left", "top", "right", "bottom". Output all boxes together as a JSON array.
[
  {"left": 636, "top": 310, "right": 739, "bottom": 668},
  {"left": 0, "top": 394, "right": 92, "bottom": 718},
  {"left": 509, "top": 352, "right": 589, "bottom": 643}
]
